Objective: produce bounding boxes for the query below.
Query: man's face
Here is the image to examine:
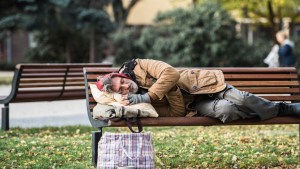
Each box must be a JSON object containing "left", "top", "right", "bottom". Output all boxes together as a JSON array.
[{"left": 111, "top": 76, "right": 138, "bottom": 94}]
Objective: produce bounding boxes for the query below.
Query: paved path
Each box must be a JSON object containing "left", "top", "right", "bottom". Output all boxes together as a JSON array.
[
  {"left": 0, "top": 71, "right": 14, "bottom": 77},
  {"left": 0, "top": 82, "right": 91, "bottom": 128}
]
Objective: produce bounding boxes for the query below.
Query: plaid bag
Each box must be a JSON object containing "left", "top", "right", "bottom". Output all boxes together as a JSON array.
[{"left": 97, "top": 132, "right": 155, "bottom": 169}]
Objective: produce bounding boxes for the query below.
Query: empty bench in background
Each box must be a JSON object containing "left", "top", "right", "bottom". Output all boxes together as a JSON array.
[
  {"left": 84, "top": 67, "right": 300, "bottom": 166},
  {"left": 0, "top": 63, "right": 112, "bottom": 131}
]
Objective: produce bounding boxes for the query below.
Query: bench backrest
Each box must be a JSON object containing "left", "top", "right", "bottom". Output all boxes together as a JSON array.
[
  {"left": 84, "top": 67, "right": 300, "bottom": 127},
  {"left": 7, "top": 63, "right": 112, "bottom": 103}
]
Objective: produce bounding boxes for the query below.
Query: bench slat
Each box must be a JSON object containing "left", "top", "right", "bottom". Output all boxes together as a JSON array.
[
  {"left": 20, "top": 78, "right": 84, "bottom": 83},
  {"left": 19, "top": 63, "right": 112, "bottom": 69},
  {"left": 20, "top": 78, "right": 65, "bottom": 83},
  {"left": 18, "top": 83, "right": 84, "bottom": 88},
  {"left": 22, "top": 68, "right": 92, "bottom": 73},
  {"left": 20, "top": 73, "right": 84, "bottom": 78},
  {"left": 227, "top": 81, "right": 299, "bottom": 87},
  {"left": 237, "top": 87, "right": 300, "bottom": 94},
  {"left": 262, "top": 95, "right": 300, "bottom": 101},
  {"left": 224, "top": 74, "right": 297, "bottom": 79},
  {"left": 14, "top": 92, "right": 85, "bottom": 102},
  {"left": 217, "top": 67, "right": 296, "bottom": 72},
  {"left": 22, "top": 69, "right": 71, "bottom": 73},
  {"left": 17, "top": 88, "right": 84, "bottom": 94}
]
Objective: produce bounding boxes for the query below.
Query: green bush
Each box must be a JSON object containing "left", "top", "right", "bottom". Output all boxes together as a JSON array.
[
  {"left": 0, "top": 63, "right": 15, "bottom": 70},
  {"left": 25, "top": 31, "right": 90, "bottom": 63},
  {"left": 111, "top": 2, "right": 271, "bottom": 67},
  {"left": 110, "top": 28, "right": 145, "bottom": 66},
  {"left": 292, "top": 37, "right": 300, "bottom": 65}
]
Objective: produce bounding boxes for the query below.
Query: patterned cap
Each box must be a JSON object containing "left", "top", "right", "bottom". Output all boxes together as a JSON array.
[{"left": 96, "top": 73, "right": 130, "bottom": 91}]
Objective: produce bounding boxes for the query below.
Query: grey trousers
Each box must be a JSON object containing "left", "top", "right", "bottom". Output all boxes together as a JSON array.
[{"left": 194, "top": 84, "right": 279, "bottom": 123}]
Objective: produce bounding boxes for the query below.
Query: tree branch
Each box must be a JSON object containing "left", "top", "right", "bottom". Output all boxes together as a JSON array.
[
  {"left": 251, "top": 10, "right": 267, "bottom": 18},
  {"left": 267, "top": 0, "right": 277, "bottom": 43},
  {"left": 124, "top": 0, "right": 140, "bottom": 20},
  {"left": 291, "top": 12, "right": 300, "bottom": 22}
]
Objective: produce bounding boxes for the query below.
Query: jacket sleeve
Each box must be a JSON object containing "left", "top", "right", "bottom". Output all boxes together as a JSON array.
[
  {"left": 137, "top": 59, "right": 186, "bottom": 116},
  {"left": 165, "top": 86, "right": 186, "bottom": 116}
]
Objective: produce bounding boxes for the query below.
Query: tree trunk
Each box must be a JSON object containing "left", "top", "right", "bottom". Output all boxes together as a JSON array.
[
  {"left": 278, "top": 6, "right": 283, "bottom": 30},
  {"left": 5, "top": 30, "right": 12, "bottom": 64},
  {"left": 267, "top": 0, "right": 277, "bottom": 43},
  {"left": 242, "top": 6, "right": 251, "bottom": 44},
  {"left": 112, "top": 0, "right": 125, "bottom": 26},
  {"left": 89, "top": 29, "right": 95, "bottom": 63},
  {"left": 66, "top": 43, "right": 71, "bottom": 63},
  {"left": 112, "top": 0, "right": 140, "bottom": 28}
]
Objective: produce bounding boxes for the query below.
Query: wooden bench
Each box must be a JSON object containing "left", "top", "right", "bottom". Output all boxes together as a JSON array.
[
  {"left": 0, "top": 63, "right": 112, "bottom": 131},
  {"left": 83, "top": 67, "right": 300, "bottom": 166}
]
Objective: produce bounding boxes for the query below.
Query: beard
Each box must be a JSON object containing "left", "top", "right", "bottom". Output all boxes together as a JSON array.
[{"left": 129, "top": 81, "right": 139, "bottom": 94}]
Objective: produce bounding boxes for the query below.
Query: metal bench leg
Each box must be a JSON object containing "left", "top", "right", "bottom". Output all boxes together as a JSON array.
[
  {"left": 92, "top": 128, "right": 102, "bottom": 167},
  {"left": 1, "top": 104, "right": 9, "bottom": 131}
]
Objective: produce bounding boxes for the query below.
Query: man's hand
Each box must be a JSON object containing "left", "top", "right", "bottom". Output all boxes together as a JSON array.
[
  {"left": 127, "top": 93, "right": 151, "bottom": 105},
  {"left": 120, "top": 94, "right": 130, "bottom": 105}
]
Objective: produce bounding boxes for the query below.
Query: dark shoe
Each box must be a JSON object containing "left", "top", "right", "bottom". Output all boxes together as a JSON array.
[{"left": 278, "top": 102, "right": 300, "bottom": 116}]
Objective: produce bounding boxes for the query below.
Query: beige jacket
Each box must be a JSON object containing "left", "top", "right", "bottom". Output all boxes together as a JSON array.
[{"left": 133, "top": 59, "right": 226, "bottom": 117}]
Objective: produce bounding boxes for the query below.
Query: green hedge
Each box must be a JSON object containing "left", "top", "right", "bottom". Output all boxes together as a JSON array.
[
  {"left": 0, "top": 63, "right": 15, "bottom": 71},
  {"left": 111, "top": 2, "right": 271, "bottom": 67}
]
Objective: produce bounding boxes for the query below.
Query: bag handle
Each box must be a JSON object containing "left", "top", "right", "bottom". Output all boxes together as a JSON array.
[
  {"left": 126, "top": 109, "right": 143, "bottom": 133},
  {"left": 108, "top": 109, "right": 143, "bottom": 133},
  {"left": 108, "top": 117, "right": 143, "bottom": 133},
  {"left": 120, "top": 136, "right": 143, "bottom": 160},
  {"left": 125, "top": 117, "right": 143, "bottom": 133}
]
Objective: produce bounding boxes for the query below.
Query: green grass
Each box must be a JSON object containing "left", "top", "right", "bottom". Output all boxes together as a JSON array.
[
  {"left": 0, "top": 125, "right": 299, "bottom": 168},
  {"left": 0, "top": 76, "right": 13, "bottom": 85}
]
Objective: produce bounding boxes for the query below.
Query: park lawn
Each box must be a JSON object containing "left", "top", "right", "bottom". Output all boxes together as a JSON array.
[
  {"left": 0, "top": 125, "right": 299, "bottom": 168},
  {"left": 0, "top": 76, "right": 12, "bottom": 85}
]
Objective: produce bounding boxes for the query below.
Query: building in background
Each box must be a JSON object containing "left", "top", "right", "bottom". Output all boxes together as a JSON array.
[
  {"left": 125, "top": 0, "right": 192, "bottom": 25},
  {"left": 0, "top": 30, "right": 30, "bottom": 65}
]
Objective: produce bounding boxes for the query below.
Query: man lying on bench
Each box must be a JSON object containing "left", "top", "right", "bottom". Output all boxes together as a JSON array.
[{"left": 96, "top": 58, "right": 300, "bottom": 123}]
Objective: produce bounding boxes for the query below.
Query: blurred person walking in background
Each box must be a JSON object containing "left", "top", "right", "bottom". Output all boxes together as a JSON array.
[
  {"left": 276, "top": 30, "right": 296, "bottom": 67},
  {"left": 264, "top": 44, "right": 279, "bottom": 67}
]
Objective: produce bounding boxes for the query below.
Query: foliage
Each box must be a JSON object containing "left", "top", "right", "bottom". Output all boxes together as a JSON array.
[
  {"left": 111, "top": 3, "right": 270, "bottom": 67},
  {"left": 0, "top": 75, "right": 13, "bottom": 85},
  {"left": 0, "top": 0, "right": 114, "bottom": 63},
  {"left": 140, "top": 3, "right": 240, "bottom": 66},
  {"left": 292, "top": 37, "right": 300, "bottom": 61},
  {"left": 0, "top": 63, "right": 15, "bottom": 71},
  {"left": 196, "top": 0, "right": 300, "bottom": 41},
  {"left": 216, "top": 0, "right": 300, "bottom": 22},
  {"left": 77, "top": 9, "right": 114, "bottom": 34},
  {"left": 0, "top": 125, "right": 299, "bottom": 168},
  {"left": 99, "top": 0, "right": 141, "bottom": 27},
  {"left": 25, "top": 31, "right": 89, "bottom": 63},
  {"left": 291, "top": 37, "right": 300, "bottom": 74},
  {"left": 110, "top": 28, "right": 145, "bottom": 65}
]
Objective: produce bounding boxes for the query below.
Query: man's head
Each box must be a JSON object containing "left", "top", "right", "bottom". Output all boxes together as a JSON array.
[{"left": 96, "top": 73, "right": 138, "bottom": 95}]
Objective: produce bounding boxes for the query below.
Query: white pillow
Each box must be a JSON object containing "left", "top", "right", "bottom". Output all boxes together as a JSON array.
[
  {"left": 89, "top": 84, "right": 159, "bottom": 118},
  {"left": 90, "top": 83, "right": 115, "bottom": 104}
]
